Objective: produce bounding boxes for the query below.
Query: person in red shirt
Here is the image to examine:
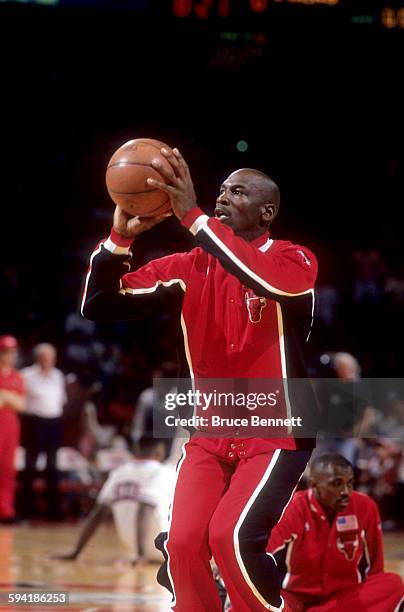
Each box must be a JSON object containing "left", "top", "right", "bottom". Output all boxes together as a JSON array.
[
  {"left": 267, "top": 453, "right": 404, "bottom": 611},
  {"left": 0, "top": 335, "right": 25, "bottom": 523}
]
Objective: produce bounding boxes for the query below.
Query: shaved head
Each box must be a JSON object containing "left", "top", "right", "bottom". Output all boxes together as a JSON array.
[{"left": 228, "top": 168, "right": 280, "bottom": 211}]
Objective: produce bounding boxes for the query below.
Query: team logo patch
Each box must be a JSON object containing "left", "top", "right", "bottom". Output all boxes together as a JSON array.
[
  {"left": 244, "top": 288, "right": 267, "bottom": 323},
  {"left": 336, "top": 515, "right": 359, "bottom": 561},
  {"left": 297, "top": 249, "right": 311, "bottom": 266}
]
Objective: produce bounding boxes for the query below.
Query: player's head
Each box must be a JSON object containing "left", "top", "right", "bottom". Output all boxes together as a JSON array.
[
  {"left": 134, "top": 436, "right": 166, "bottom": 463},
  {"left": 215, "top": 169, "right": 280, "bottom": 240},
  {"left": 0, "top": 335, "right": 18, "bottom": 368},
  {"left": 33, "top": 343, "right": 56, "bottom": 371},
  {"left": 309, "top": 454, "right": 354, "bottom": 514}
]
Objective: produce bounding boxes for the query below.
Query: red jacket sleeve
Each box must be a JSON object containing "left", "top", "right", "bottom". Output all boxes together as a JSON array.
[
  {"left": 364, "top": 496, "right": 384, "bottom": 575},
  {"left": 81, "top": 230, "right": 195, "bottom": 321},
  {"left": 121, "top": 250, "right": 195, "bottom": 294},
  {"left": 181, "top": 208, "right": 317, "bottom": 300}
]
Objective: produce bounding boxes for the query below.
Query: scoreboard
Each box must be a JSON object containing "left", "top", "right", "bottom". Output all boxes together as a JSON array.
[{"left": 1, "top": 0, "right": 403, "bottom": 29}]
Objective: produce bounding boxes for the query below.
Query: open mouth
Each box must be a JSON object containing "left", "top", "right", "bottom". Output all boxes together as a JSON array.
[{"left": 214, "top": 207, "right": 231, "bottom": 221}]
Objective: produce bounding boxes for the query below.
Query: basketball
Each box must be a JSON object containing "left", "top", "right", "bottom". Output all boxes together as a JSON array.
[{"left": 106, "top": 138, "right": 172, "bottom": 217}]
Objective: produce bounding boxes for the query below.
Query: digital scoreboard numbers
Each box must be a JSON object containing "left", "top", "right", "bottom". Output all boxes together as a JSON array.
[
  {"left": 170, "top": 0, "right": 404, "bottom": 29},
  {"left": 172, "top": 0, "right": 338, "bottom": 18},
  {"left": 1, "top": 0, "right": 403, "bottom": 29}
]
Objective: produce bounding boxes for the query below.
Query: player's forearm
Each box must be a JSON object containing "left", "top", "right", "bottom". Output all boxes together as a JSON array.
[
  {"left": 70, "top": 504, "right": 109, "bottom": 557},
  {"left": 0, "top": 390, "right": 25, "bottom": 412},
  {"left": 81, "top": 233, "right": 133, "bottom": 320}
]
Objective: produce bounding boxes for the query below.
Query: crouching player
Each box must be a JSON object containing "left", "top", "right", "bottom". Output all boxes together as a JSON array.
[{"left": 267, "top": 453, "right": 404, "bottom": 611}]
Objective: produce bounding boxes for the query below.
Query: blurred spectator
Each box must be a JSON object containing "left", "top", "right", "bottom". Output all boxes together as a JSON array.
[
  {"left": 0, "top": 335, "right": 25, "bottom": 523},
  {"left": 385, "top": 262, "right": 404, "bottom": 306},
  {"left": 374, "top": 397, "right": 404, "bottom": 441},
  {"left": 315, "top": 285, "right": 340, "bottom": 329},
  {"left": 131, "top": 361, "right": 177, "bottom": 459},
  {"left": 63, "top": 371, "right": 102, "bottom": 457},
  {"left": 64, "top": 312, "right": 96, "bottom": 337},
  {"left": 84, "top": 401, "right": 117, "bottom": 450},
  {"left": 316, "top": 352, "right": 376, "bottom": 464},
  {"left": 21, "top": 343, "right": 67, "bottom": 520},
  {"left": 352, "top": 249, "right": 387, "bottom": 306},
  {"left": 356, "top": 439, "right": 402, "bottom": 529}
]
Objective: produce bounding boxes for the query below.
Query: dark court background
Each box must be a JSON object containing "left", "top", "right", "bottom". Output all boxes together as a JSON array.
[{"left": 1, "top": 0, "right": 403, "bottom": 378}]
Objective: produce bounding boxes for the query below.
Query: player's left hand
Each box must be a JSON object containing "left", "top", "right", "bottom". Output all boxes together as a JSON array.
[{"left": 147, "top": 147, "right": 197, "bottom": 220}]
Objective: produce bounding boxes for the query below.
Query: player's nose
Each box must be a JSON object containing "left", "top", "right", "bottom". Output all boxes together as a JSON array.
[
  {"left": 340, "top": 483, "right": 350, "bottom": 496},
  {"left": 217, "top": 191, "right": 230, "bottom": 204}
]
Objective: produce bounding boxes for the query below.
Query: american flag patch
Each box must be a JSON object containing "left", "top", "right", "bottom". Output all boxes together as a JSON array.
[{"left": 336, "top": 515, "right": 358, "bottom": 532}]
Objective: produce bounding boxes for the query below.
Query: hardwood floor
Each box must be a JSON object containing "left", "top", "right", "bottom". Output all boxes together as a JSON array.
[{"left": 0, "top": 523, "right": 403, "bottom": 611}]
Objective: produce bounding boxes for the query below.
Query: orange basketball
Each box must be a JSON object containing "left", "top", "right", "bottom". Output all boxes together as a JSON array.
[{"left": 106, "top": 138, "right": 172, "bottom": 217}]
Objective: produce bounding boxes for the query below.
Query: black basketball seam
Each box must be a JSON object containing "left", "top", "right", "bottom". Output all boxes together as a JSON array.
[{"left": 107, "top": 161, "right": 163, "bottom": 170}]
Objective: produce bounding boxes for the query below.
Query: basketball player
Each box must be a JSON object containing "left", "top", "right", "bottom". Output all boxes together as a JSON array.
[
  {"left": 82, "top": 146, "right": 318, "bottom": 611},
  {"left": 267, "top": 453, "right": 404, "bottom": 611},
  {"left": 54, "top": 437, "right": 175, "bottom": 563}
]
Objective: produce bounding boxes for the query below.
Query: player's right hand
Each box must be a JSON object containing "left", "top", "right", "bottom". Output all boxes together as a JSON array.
[{"left": 113, "top": 206, "right": 172, "bottom": 238}]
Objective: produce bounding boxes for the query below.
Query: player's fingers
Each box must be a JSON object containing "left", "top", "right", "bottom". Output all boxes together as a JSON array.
[
  {"left": 160, "top": 147, "right": 181, "bottom": 177},
  {"left": 173, "top": 147, "right": 191, "bottom": 179},
  {"left": 147, "top": 177, "right": 176, "bottom": 193},
  {"left": 151, "top": 157, "right": 177, "bottom": 183},
  {"left": 173, "top": 147, "right": 188, "bottom": 169}
]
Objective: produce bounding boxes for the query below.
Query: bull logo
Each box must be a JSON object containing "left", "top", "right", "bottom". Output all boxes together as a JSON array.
[
  {"left": 336, "top": 515, "right": 359, "bottom": 561},
  {"left": 244, "top": 288, "right": 267, "bottom": 323},
  {"left": 336, "top": 531, "right": 359, "bottom": 561}
]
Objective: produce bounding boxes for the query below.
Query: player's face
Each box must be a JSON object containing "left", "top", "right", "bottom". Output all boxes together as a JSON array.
[
  {"left": 312, "top": 465, "right": 354, "bottom": 514},
  {"left": 214, "top": 170, "right": 269, "bottom": 237}
]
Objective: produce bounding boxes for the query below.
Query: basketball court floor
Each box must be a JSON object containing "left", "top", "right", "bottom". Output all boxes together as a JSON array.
[{"left": 0, "top": 523, "right": 403, "bottom": 611}]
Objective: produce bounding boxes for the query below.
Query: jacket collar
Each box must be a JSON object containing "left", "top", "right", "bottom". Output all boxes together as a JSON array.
[{"left": 251, "top": 231, "right": 272, "bottom": 251}]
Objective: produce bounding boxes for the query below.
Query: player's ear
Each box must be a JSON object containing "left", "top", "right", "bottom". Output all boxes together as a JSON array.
[{"left": 261, "top": 203, "right": 277, "bottom": 225}]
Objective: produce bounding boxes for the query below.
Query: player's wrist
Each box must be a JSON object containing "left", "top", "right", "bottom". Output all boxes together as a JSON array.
[
  {"left": 104, "top": 228, "right": 134, "bottom": 254},
  {"left": 110, "top": 227, "right": 134, "bottom": 245},
  {"left": 180, "top": 207, "right": 205, "bottom": 229}
]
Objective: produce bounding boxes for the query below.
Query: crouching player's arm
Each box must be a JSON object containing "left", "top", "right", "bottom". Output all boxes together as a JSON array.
[{"left": 52, "top": 503, "right": 109, "bottom": 561}]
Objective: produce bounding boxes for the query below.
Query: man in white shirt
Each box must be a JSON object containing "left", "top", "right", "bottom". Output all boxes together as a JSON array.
[
  {"left": 21, "top": 343, "right": 67, "bottom": 519},
  {"left": 53, "top": 436, "right": 175, "bottom": 563}
]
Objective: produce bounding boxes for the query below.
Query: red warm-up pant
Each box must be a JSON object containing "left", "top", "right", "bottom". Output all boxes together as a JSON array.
[
  {"left": 283, "top": 573, "right": 404, "bottom": 612},
  {"left": 162, "top": 440, "right": 311, "bottom": 612},
  {"left": 0, "top": 410, "right": 20, "bottom": 518}
]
